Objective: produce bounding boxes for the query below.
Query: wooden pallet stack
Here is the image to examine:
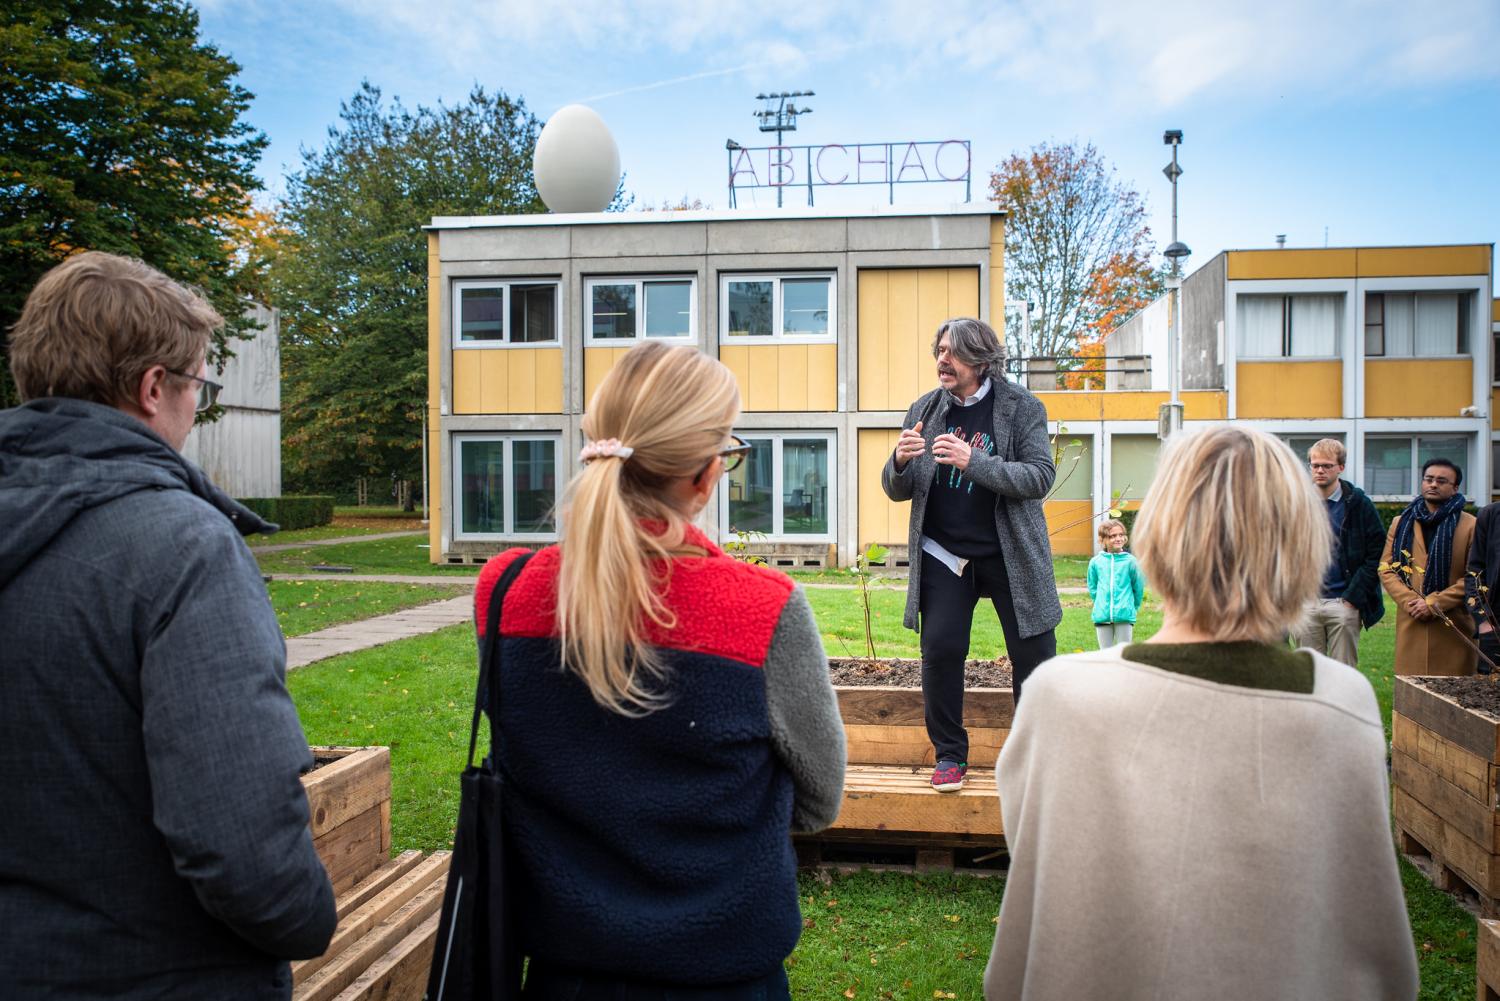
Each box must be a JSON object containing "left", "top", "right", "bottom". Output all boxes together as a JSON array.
[
  {"left": 1391, "top": 678, "right": 1500, "bottom": 916},
  {"left": 1481, "top": 918, "right": 1500, "bottom": 1001},
  {"left": 296, "top": 746, "right": 448, "bottom": 1001},
  {"left": 797, "top": 684, "right": 1009, "bottom": 869}
]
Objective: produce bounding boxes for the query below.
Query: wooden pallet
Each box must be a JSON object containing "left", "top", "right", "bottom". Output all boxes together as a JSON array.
[
  {"left": 292, "top": 850, "right": 451, "bottom": 1001},
  {"left": 304, "top": 747, "right": 393, "bottom": 896},
  {"left": 1481, "top": 918, "right": 1500, "bottom": 1001},
  {"left": 1395, "top": 794, "right": 1500, "bottom": 918}
]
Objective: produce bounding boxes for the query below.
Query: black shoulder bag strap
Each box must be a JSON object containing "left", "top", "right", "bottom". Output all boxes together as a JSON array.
[{"left": 471, "top": 551, "right": 535, "bottom": 767}]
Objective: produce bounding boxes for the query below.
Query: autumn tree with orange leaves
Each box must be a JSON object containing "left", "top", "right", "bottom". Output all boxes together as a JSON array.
[{"left": 990, "top": 142, "right": 1160, "bottom": 386}]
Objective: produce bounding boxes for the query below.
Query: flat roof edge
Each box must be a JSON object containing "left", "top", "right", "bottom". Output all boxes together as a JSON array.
[{"left": 426, "top": 203, "right": 1003, "bottom": 231}]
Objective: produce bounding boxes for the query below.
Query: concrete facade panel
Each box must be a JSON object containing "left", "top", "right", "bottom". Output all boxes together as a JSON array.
[
  {"left": 707, "top": 218, "right": 848, "bottom": 255},
  {"left": 570, "top": 223, "right": 708, "bottom": 259},
  {"left": 846, "top": 214, "right": 990, "bottom": 252},
  {"left": 441, "top": 227, "right": 571, "bottom": 262}
]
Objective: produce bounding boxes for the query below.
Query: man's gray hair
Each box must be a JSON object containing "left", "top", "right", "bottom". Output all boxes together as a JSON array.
[{"left": 932, "top": 317, "right": 1007, "bottom": 378}]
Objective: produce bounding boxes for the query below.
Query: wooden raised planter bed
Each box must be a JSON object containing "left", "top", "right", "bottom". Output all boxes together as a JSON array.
[
  {"left": 295, "top": 745, "right": 447, "bottom": 1001},
  {"left": 801, "top": 664, "right": 1011, "bottom": 869},
  {"left": 1391, "top": 677, "right": 1500, "bottom": 915},
  {"left": 1481, "top": 918, "right": 1500, "bottom": 1001}
]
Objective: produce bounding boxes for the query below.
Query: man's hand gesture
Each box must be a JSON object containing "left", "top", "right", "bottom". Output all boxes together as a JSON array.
[
  {"left": 894, "top": 421, "right": 925, "bottom": 471},
  {"left": 932, "top": 433, "right": 973, "bottom": 471}
]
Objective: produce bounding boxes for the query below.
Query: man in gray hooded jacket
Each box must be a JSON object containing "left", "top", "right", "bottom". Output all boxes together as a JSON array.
[{"left": 0, "top": 252, "right": 336, "bottom": 1000}]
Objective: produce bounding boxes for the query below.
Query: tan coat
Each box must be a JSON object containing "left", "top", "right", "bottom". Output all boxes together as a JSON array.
[{"left": 1379, "top": 510, "right": 1477, "bottom": 676}]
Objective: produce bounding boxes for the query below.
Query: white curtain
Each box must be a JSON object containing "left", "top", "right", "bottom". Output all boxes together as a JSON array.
[
  {"left": 1415, "top": 293, "right": 1459, "bottom": 355},
  {"left": 1237, "top": 296, "right": 1284, "bottom": 357},
  {"left": 1289, "top": 294, "right": 1341, "bottom": 357},
  {"left": 1383, "top": 293, "right": 1414, "bottom": 356}
]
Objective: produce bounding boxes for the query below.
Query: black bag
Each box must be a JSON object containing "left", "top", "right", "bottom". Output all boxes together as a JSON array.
[{"left": 427, "top": 552, "right": 534, "bottom": 1001}]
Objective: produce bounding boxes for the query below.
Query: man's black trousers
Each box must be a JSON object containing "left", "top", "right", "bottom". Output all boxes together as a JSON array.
[{"left": 918, "top": 550, "right": 1057, "bottom": 764}]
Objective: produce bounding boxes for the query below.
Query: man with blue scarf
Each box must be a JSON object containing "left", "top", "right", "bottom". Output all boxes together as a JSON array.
[{"left": 1380, "top": 458, "right": 1477, "bottom": 676}]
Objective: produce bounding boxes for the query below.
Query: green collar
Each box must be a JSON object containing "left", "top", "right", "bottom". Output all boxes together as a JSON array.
[{"left": 1121, "top": 641, "right": 1315, "bottom": 694}]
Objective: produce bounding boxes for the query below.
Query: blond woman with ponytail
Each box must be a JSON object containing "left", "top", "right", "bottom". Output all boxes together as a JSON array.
[{"left": 469, "top": 341, "right": 845, "bottom": 1000}]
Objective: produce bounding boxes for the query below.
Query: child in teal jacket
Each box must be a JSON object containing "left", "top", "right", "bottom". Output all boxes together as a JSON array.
[{"left": 1088, "top": 519, "right": 1146, "bottom": 647}]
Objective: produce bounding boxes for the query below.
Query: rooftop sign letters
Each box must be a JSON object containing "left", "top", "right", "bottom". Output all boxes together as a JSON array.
[{"left": 725, "top": 140, "right": 972, "bottom": 206}]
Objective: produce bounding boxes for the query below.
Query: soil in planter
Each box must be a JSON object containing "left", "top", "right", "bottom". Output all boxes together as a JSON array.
[
  {"left": 1416, "top": 675, "right": 1500, "bottom": 719},
  {"left": 829, "top": 657, "right": 1013, "bottom": 688},
  {"left": 310, "top": 751, "right": 344, "bottom": 771}
]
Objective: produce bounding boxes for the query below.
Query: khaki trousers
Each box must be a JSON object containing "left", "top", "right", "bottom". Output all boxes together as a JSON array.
[{"left": 1294, "top": 597, "right": 1361, "bottom": 667}]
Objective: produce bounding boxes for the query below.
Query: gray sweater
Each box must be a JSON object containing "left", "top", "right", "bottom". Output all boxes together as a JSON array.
[
  {"left": 881, "top": 380, "right": 1062, "bottom": 637},
  {"left": 0, "top": 399, "right": 336, "bottom": 1000},
  {"left": 985, "top": 646, "right": 1417, "bottom": 1001}
]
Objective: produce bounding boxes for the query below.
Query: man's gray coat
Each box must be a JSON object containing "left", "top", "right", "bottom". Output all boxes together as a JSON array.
[{"left": 881, "top": 380, "right": 1063, "bottom": 638}]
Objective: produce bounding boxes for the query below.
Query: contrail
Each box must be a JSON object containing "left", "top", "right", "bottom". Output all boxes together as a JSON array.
[{"left": 571, "top": 61, "right": 782, "bottom": 104}]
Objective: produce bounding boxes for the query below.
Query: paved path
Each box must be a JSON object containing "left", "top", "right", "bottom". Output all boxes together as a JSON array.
[
  {"left": 251, "top": 530, "right": 424, "bottom": 554},
  {"left": 285, "top": 596, "right": 473, "bottom": 670}
]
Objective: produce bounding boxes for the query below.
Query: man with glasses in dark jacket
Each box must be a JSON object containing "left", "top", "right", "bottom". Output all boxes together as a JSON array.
[
  {"left": 1291, "top": 439, "right": 1386, "bottom": 666},
  {"left": 0, "top": 252, "right": 335, "bottom": 1000}
]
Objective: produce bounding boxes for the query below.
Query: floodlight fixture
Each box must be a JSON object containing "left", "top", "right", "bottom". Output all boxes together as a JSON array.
[{"left": 1163, "top": 129, "right": 1183, "bottom": 145}]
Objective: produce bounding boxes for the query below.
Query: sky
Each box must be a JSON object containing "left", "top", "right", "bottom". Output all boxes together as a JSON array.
[{"left": 195, "top": 0, "right": 1500, "bottom": 269}]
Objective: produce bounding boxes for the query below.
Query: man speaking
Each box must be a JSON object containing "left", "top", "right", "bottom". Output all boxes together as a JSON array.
[{"left": 881, "top": 318, "right": 1061, "bottom": 793}]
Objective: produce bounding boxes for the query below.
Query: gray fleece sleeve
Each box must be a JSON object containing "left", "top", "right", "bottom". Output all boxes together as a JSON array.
[{"left": 764, "top": 586, "right": 847, "bottom": 832}]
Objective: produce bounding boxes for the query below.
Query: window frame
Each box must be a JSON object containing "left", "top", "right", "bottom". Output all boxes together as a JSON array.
[
  {"left": 1364, "top": 290, "right": 1473, "bottom": 359},
  {"left": 1235, "top": 292, "right": 1344, "bottom": 360},
  {"left": 582, "top": 275, "right": 698, "bottom": 346},
  {"left": 1362, "top": 433, "right": 1470, "bottom": 501},
  {"left": 718, "top": 430, "right": 837, "bottom": 543},
  {"left": 451, "top": 278, "right": 562, "bottom": 350},
  {"left": 451, "top": 432, "right": 564, "bottom": 541},
  {"left": 719, "top": 272, "right": 838, "bottom": 345}
]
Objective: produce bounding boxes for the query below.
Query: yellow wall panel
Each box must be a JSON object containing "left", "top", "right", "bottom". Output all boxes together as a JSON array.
[
  {"left": 776, "top": 344, "right": 809, "bottom": 410},
  {"left": 1356, "top": 245, "right": 1491, "bottom": 277},
  {"left": 1365, "top": 359, "right": 1473, "bottom": 417},
  {"left": 1235, "top": 361, "right": 1343, "bottom": 418},
  {"left": 1226, "top": 249, "right": 1357, "bottom": 280},
  {"left": 807, "top": 344, "right": 838, "bottom": 410},
  {"left": 583, "top": 347, "right": 629, "bottom": 407},
  {"left": 452, "top": 349, "right": 563, "bottom": 414},
  {"left": 1492, "top": 387, "right": 1500, "bottom": 421},
  {"left": 988, "top": 216, "right": 1005, "bottom": 324},
  {"left": 746, "top": 346, "right": 780, "bottom": 411},
  {"left": 1033, "top": 390, "right": 1229, "bottom": 422},
  {"left": 857, "top": 429, "right": 908, "bottom": 548},
  {"left": 1044, "top": 500, "right": 1094, "bottom": 556},
  {"left": 858, "top": 267, "right": 980, "bottom": 411},
  {"left": 1492, "top": 298, "right": 1499, "bottom": 323}
]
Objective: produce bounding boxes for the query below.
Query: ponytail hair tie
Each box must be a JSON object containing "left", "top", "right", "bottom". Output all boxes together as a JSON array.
[{"left": 580, "top": 438, "right": 634, "bottom": 463}]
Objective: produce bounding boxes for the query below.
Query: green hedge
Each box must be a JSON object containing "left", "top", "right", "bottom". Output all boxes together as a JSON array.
[{"left": 238, "top": 495, "right": 335, "bottom": 531}]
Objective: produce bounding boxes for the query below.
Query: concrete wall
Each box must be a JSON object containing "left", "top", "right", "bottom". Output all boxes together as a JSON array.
[
  {"left": 1181, "top": 252, "right": 1225, "bottom": 390},
  {"left": 181, "top": 302, "right": 281, "bottom": 498}
]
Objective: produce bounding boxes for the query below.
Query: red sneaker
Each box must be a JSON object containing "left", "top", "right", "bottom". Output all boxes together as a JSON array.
[{"left": 931, "top": 760, "right": 967, "bottom": 792}]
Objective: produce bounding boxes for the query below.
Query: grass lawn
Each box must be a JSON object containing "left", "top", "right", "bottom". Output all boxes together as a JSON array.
[
  {"left": 268, "top": 580, "right": 465, "bottom": 637},
  {"left": 257, "top": 535, "right": 479, "bottom": 577},
  {"left": 287, "top": 589, "right": 1472, "bottom": 999},
  {"left": 334, "top": 505, "right": 419, "bottom": 519},
  {"left": 253, "top": 523, "right": 422, "bottom": 545}
]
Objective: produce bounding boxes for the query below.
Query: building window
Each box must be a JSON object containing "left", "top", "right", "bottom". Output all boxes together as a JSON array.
[
  {"left": 1108, "top": 434, "right": 1159, "bottom": 502},
  {"left": 1365, "top": 292, "right": 1470, "bottom": 357},
  {"left": 1275, "top": 432, "right": 1346, "bottom": 464},
  {"left": 721, "top": 273, "right": 835, "bottom": 342},
  {"left": 1363, "top": 434, "right": 1468, "bottom": 498},
  {"left": 1048, "top": 434, "right": 1093, "bottom": 502},
  {"left": 454, "top": 435, "right": 560, "bottom": 538},
  {"left": 585, "top": 277, "right": 696, "bottom": 343},
  {"left": 723, "top": 432, "right": 834, "bottom": 540},
  {"left": 1237, "top": 293, "right": 1342, "bottom": 358},
  {"left": 453, "top": 280, "right": 559, "bottom": 348}
]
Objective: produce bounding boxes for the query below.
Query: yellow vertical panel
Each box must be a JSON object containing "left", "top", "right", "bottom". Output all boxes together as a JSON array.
[
  {"left": 1492, "top": 299, "right": 1499, "bottom": 323},
  {"left": 988, "top": 216, "right": 1005, "bottom": 323},
  {"left": 948, "top": 267, "right": 980, "bottom": 318},
  {"left": 858, "top": 429, "right": 907, "bottom": 548},
  {"left": 477, "top": 350, "right": 510, "bottom": 413},
  {"left": 1234, "top": 361, "right": 1343, "bottom": 419},
  {"left": 913, "top": 268, "right": 950, "bottom": 396},
  {"left": 806, "top": 344, "right": 838, "bottom": 410},
  {"left": 1044, "top": 500, "right": 1095, "bottom": 556},
  {"left": 776, "top": 344, "right": 809, "bottom": 410},
  {"left": 746, "top": 346, "right": 780, "bottom": 411},
  {"left": 1365, "top": 359, "right": 1473, "bottom": 417},
  {"left": 535, "top": 348, "right": 563, "bottom": 413},
  {"left": 427, "top": 234, "right": 442, "bottom": 558},
  {"left": 507, "top": 349, "right": 536, "bottom": 413},
  {"left": 452, "top": 351, "right": 483, "bottom": 413},
  {"left": 583, "top": 347, "right": 628, "bottom": 409},
  {"left": 886, "top": 271, "right": 921, "bottom": 410},
  {"left": 857, "top": 271, "right": 889, "bottom": 411},
  {"left": 720, "top": 345, "right": 750, "bottom": 408}
]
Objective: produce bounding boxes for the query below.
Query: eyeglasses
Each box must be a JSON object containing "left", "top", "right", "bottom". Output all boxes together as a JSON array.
[
  {"left": 1422, "top": 475, "right": 1455, "bottom": 486},
  {"left": 1308, "top": 462, "right": 1339, "bottom": 471},
  {"left": 169, "top": 370, "right": 223, "bottom": 413},
  {"left": 719, "top": 435, "right": 752, "bottom": 474}
]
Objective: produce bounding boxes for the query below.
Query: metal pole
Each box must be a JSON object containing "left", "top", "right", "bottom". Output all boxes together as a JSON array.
[
  {"left": 1169, "top": 143, "right": 1180, "bottom": 409},
  {"left": 776, "top": 125, "right": 784, "bottom": 208}
]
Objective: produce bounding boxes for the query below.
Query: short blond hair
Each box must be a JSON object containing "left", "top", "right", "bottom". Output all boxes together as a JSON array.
[
  {"left": 1133, "top": 427, "right": 1331, "bottom": 643},
  {"left": 1097, "top": 518, "right": 1125, "bottom": 542},
  {"left": 1307, "top": 438, "right": 1346, "bottom": 466},
  {"left": 9, "top": 251, "right": 220, "bottom": 406}
]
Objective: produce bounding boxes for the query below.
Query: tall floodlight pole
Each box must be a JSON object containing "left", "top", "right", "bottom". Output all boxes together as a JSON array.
[
  {"left": 755, "top": 91, "right": 814, "bottom": 208},
  {"left": 1160, "top": 129, "right": 1191, "bottom": 439}
]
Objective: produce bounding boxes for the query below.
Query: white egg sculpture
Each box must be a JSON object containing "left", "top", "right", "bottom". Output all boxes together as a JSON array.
[{"left": 533, "top": 104, "right": 621, "bottom": 213}]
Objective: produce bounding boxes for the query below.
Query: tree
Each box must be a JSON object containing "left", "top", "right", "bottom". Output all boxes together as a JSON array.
[
  {"left": 990, "top": 142, "right": 1158, "bottom": 378},
  {"left": 270, "top": 82, "right": 547, "bottom": 498},
  {"left": 0, "top": 0, "right": 268, "bottom": 406},
  {"left": 1060, "top": 250, "right": 1164, "bottom": 390}
]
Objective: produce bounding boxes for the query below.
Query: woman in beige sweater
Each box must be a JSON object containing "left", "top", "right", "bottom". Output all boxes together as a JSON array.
[{"left": 984, "top": 426, "right": 1417, "bottom": 1001}]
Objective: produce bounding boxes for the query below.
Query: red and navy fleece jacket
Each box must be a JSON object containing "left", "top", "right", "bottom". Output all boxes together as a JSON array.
[{"left": 473, "top": 525, "right": 846, "bottom": 987}]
